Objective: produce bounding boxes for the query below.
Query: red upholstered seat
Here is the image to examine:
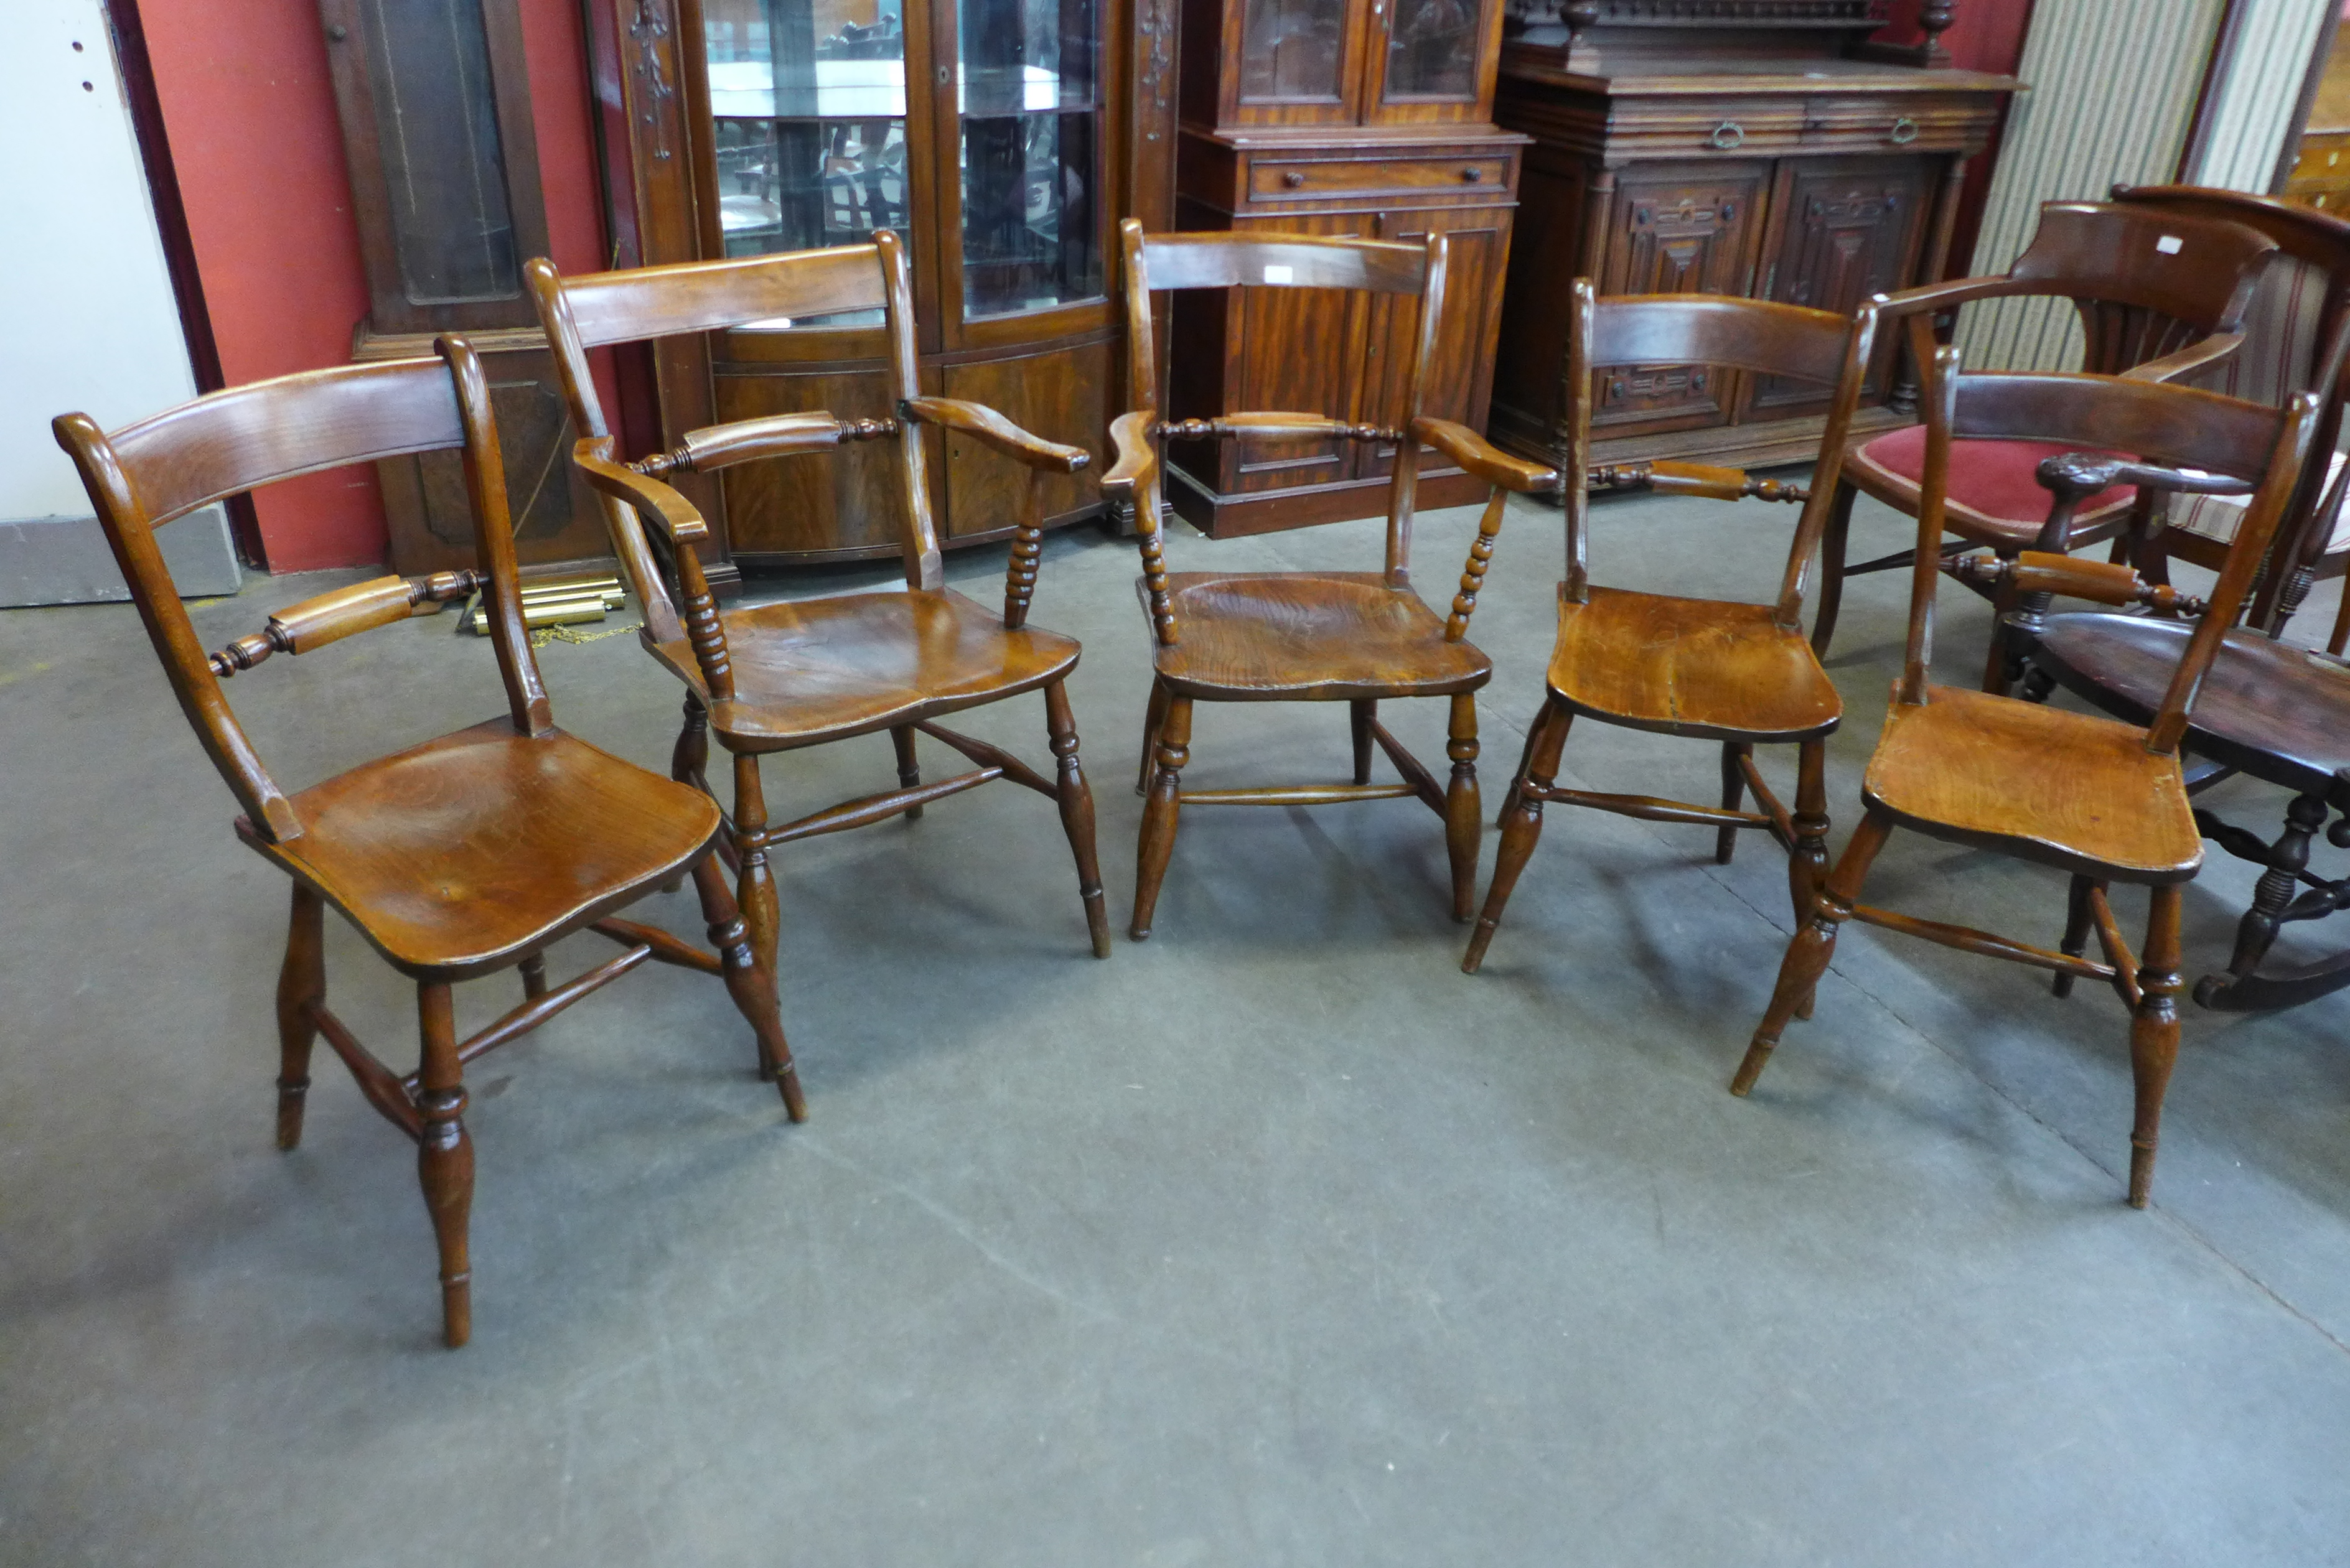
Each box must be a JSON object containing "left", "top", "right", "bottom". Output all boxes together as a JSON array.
[{"left": 1846, "top": 422, "right": 2138, "bottom": 548}]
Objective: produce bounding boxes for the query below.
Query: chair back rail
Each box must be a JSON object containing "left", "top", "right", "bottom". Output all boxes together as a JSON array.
[
  {"left": 1566, "top": 283, "right": 1878, "bottom": 628},
  {"left": 52, "top": 339, "right": 550, "bottom": 844},
  {"left": 1907, "top": 352, "right": 2318, "bottom": 747},
  {"left": 2008, "top": 202, "right": 2278, "bottom": 371}
]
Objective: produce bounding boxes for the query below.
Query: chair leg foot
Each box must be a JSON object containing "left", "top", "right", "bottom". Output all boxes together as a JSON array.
[
  {"left": 274, "top": 884, "right": 325, "bottom": 1152},
  {"left": 1788, "top": 737, "right": 1830, "bottom": 1022},
  {"left": 2127, "top": 885, "right": 2185, "bottom": 1208},
  {"left": 1444, "top": 694, "right": 1481, "bottom": 923},
  {"left": 415, "top": 981, "right": 474, "bottom": 1348},
  {"left": 1046, "top": 681, "right": 1112, "bottom": 958},
  {"left": 1734, "top": 811, "right": 1889, "bottom": 1095},
  {"left": 693, "top": 853, "right": 807, "bottom": 1121},
  {"left": 1131, "top": 696, "right": 1191, "bottom": 941},
  {"left": 1463, "top": 702, "right": 1568, "bottom": 973}
]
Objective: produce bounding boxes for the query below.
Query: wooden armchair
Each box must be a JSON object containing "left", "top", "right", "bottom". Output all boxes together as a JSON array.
[
  {"left": 527, "top": 233, "right": 1112, "bottom": 1050},
  {"left": 1102, "top": 218, "right": 1561, "bottom": 939},
  {"left": 1735, "top": 350, "right": 2318, "bottom": 1209},
  {"left": 51, "top": 339, "right": 795, "bottom": 1347},
  {"left": 1808, "top": 201, "right": 2279, "bottom": 688},
  {"left": 1462, "top": 285, "right": 1877, "bottom": 976}
]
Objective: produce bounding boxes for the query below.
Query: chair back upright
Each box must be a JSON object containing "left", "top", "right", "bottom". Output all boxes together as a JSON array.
[
  {"left": 1909, "top": 349, "right": 2318, "bottom": 752},
  {"left": 528, "top": 237, "right": 933, "bottom": 633},
  {"left": 1118, "top": 218, "right": 1445, "bottom": 615},
  {"left": 1566, "top": 280, "right": 1878, "bottom": 631},
  {"left": 2112, "top": 184, "right": 2350, "bottom": 629},
  {"left": 50, "top": 340, "right": 546, "bottom": 844}
]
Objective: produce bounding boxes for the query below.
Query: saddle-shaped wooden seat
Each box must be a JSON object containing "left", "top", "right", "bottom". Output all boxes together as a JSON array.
[
  {"left": 1145, "top": 572, "right": 1493, "bottom": 702},
  {"left": 1545, "top": 587, "right": 1841, "bottom": 743}
]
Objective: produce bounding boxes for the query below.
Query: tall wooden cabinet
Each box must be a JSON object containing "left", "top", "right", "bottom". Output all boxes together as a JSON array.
[
  {"left": 1168, "top": 0, "right": 1528, "bottom": 534},
  {"left": 1486, "top": 3, "right": 2019, "bottom": 475}
]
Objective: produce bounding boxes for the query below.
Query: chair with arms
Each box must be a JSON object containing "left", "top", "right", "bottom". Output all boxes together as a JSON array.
[
  {"left": 1807, "top": 202, "right": 2280, "bottom": 689},
  {"left": 527, "top": 232, "right": 1112, "bottom": 1041},
  {"left": 1461, "top": 284, "right": 1877, "bottom": 975},
  {"left": 52, "top": 338, "right": 797, "bottom": 1347},
  {"left": 1735, "top": 349, "right": 2317, "bottom": 1208},
  {"left": 1100, "top": 218, "right": 1561, "bottom": 940}
]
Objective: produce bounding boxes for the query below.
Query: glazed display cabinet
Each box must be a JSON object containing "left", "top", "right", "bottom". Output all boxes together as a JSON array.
[
  {"left": 589, "top": 0, "right": 1164, "bottom": 566},
  {"left": 1486, "top": 0, "right": 2019, "bottom": 475}
]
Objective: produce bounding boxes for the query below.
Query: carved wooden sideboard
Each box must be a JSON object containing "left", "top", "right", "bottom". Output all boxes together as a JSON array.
[{"left": 1486, "top": 2, "right": 2020, "bottom": 475}]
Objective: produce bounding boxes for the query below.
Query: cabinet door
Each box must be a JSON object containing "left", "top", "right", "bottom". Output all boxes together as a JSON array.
[
  {"left": 1357, "top": 204, "right": 1513, "bottom": 479},
  {"left": 1747, "top": 157, "right": 1932, "bottom": 421},
  {"left": 1594, "top": 166, "right": 1768, "bottom": 437},
  {"left": 1226, "top": 0, "right": 1372, "bottom": 125},
  {"left": 1359, "top": 0, "right": 1502, "bottom": 126}
]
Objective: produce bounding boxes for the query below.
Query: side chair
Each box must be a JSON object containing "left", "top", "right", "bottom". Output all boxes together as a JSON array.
[
  {"left": 1462, "top": 284, "right": 1878, "bottom": 976},
  {"left": 52, "top": 338, "right": 797, "bottom": 1347},
  {"left": 1100, "top": 217, "right": 1561, "bottom": 939},
  {"left": 528, "top": 232, "right": 1112, "bottom": 1050},
  {"left": 1807, "top": 200, "right": 2279, "bottom": 689},
  {"left": 1734, "top": 348, "right": 2317, "bottom": 1208}
]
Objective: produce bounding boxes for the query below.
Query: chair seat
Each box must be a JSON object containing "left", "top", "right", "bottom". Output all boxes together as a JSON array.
[
  {"left": 1863, "top": 685, "right": 2203, "bottom": 882},
  {"left": 2036, "top": 612, "right": 2350, "bottom": 798},
  {"left": 1144, "top": 571, "right": 1491, "bottom": 701},
  {"left": 1545, "top": 586, "right": 1842, "bottom": 742},
  {"left": 1846, "top": 423, "right": 2139, "bottom": 549},
  {"left": 650, "top": 587, "right": 1080, "bottom": 749},
  {"left": 238, "top": 719, "right": 721, "bottom": 978}
]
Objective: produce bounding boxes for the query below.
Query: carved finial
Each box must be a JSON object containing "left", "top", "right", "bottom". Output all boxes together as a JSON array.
[{"left": 1917, "top": 0, "right": 1958, "bottom": 67}]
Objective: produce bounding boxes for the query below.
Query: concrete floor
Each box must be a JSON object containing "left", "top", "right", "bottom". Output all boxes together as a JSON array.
[{"left": 4, "top": 484, "right": 2349, "bottom": 1565}]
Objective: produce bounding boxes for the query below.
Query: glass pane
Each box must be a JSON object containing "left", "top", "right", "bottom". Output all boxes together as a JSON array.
[
  {"left": 1383, "top": 0, "right": 1481, "bottom": 99},
  {"left": 957, "top": 0, "right": 1104, "bottom": 318},
  {"left": 362, "top": 0, "right": 518, "bottom": 304},
  {"left": 1238, "top": 0, "right": 1347, "bottom": 103},
  {"left": 702, "top": 0, "right": 910, "bottom": 325}
]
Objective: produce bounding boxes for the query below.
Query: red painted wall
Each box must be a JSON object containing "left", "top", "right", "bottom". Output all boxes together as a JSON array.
[
  {"left": 1877, "top": 0, "right": 2042, "bottom": 276},
  {"left": 143, "top": 0, "right": 613, "bottom": 572}
]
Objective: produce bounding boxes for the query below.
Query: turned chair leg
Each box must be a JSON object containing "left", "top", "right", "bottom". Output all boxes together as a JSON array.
[
  {"left": 1463, "top": 699, "right": 1571, "bottom": 973},
  {"left": 891, "top": 725, "right": 924, "bottom": 822},
  {"left": 1716, "top": 742, "right": 1751, "bottom": 865},
  {"left": 2054, "top": 874, "right": 2099, "bottom": 997},
  {"left": 274, "top": 884, "right": 325, "bottom": 1151},
  {"left": 690, "top": 851, "right": 807, "bottom": 1120},
  {"left": 518, "top": 954, "right": 548, "bottom": 1000},
  {"left": 1732, "top": 809, "right": 1893, "bottom": 1096},
  {"left": 668, "top": 695, "right": 734, "bottom": 884},
  {"left": 1136, "top": 678, "right": 1170, "bottom": 797},
  {"left": 414, "top": 981, "right": 474, "bottom": 1348},
  {"left": 1496, "top": 698, "right": 1548, "bottom": 826},
  {"left": 2204, "top": 791, "right": 2329, "bottom": 1004},
  {"left": 1131, "top": 694, "right": 1192, "bottom": 941},
  {"left": 1045, "top": 679, "right": 1113, "bottom": 958},
  {"left": 1351, "top": 699, "right": 1378, "bottom": 786},
  {"left": 1788, "top": 737, "right": 1831, "bottom": 1021},
  {"left": 1809, "top": 476, "right": 1858, "bottom": 659},
  {"left": 1445, "top": 693, "right": 1482, "bottom": 922},
  {"left": 731, "top": 752, "right": 781, "bottom": 986},
  {"left": 2128, "top": 884, "right": 2187, "bottom": 1208}
]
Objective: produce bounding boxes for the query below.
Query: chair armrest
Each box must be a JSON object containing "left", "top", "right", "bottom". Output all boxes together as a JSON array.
[
  {"left": 1875, "top": 274, "right": 2026, "bottom": 319},
  {"left": 573, "top": 441, "right": 710, "bottom": 544},
  {"left": 207, "top": 570, "right": 482, "bottom": 676},
  {"left": 901, "top": 396, "right": 1090, "bottom": 474},
  {"left": 1945, "top": 550, "right": 2209, "bottom": 615},
  {"left": 2036, "top": 451, "right": 2254, "bottom": 503},
  {"left": 2118, "top": 331, "right": 2244, "bottom": 384},
  {"left": 1102, "top": 411, "right": 1158, "bottom": 498},
  {"left": 1412, "top": 417, "right": 1560, "bottom": 493},
  {"left": 1639, "top": 460, "right": 1806, "bottom": 504}
]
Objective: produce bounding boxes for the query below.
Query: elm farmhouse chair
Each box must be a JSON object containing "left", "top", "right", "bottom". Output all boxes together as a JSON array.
[
  {"left": 528, "top": 232, "right": 1112, "bottom": 1032},
  {"left": 1734, "top": 346, "right": 2317, "bottom": 1208},
  {"left": 52, "top": 338, "right": 797, "bottom": 1348},
  {"left": 2024, "top": 187, "right": 2350, "bottom": 1016},
  {"left": 1806, "top": 201, "right": 2280, "bottom": 689},
  {"left": 1462, "top": 284, "right": 1878, "bottom": 976},
  {"left": 1099, "top": 218, "right": 1561, "bottom": 939}
]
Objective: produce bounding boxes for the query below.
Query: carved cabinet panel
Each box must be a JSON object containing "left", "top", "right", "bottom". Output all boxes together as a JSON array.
[
  {"left": 1746, "top": 156, "right": 1932, "bottom": 421},
  {"left": 1594, "top": 166, "right": 1767, "bottom": 434}
]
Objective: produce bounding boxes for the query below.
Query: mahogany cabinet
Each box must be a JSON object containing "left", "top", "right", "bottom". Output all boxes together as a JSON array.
[
  {"left": 1486, "top": 4, "right": 2019, "bottom": 475},
  {"left": 581, "top": 0, "right": 1174, "bottom": 567},
  {"left": 1167, "top": 0, "right": 1527, "bottom": 534}
]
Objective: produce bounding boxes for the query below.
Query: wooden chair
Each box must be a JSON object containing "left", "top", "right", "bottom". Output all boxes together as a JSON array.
[
  {"left": 1461, "top": 284, "right": 1878, "bottom": 975},
  {"left": 1734, "top": 349, "right": 2318, "bottom": 1208},
  {"left": 1808, "top": 201, "right": 2280, "bottom": 689},
  {"left": 527, "top": 232, "right": 1112, "bottom": 1038},
  {"left": 51, "top": 339, "right": 797, "bottom": 1348},
  {"left": 1100, "top": 218, "right": 1561, "bottom": 938}
]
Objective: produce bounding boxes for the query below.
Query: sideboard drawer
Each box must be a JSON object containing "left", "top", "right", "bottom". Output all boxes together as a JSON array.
[{"left": 1247, "top": 153, "right": 1513, "bottom": 202}]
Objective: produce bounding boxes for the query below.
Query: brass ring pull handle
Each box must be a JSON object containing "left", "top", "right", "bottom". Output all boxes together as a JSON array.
[
  {"left": 1889, "top": 116, "right": 1920, "bottom": 145},
  {"left": 1708, "top": 121, "right": 1745, "bottom": 151}
]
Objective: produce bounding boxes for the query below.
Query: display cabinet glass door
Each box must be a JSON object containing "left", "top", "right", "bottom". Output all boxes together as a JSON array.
[
  {"left": 1232, "top": 0, "right": 1365, "bottom": 123},
  {"left": 702, "top": 0, "right": 909, "bottom": 324},
  {"left": 954, "top": 0, "right": 1107, "bottom": 318},
  {"left": 1363, "top": 0, "right": 1493, "bottom": 123}
]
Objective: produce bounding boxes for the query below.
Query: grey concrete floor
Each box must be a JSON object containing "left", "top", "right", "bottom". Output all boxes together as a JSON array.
[{"left": 4, "top": 485, "right": 2349, "bottom": 1565}]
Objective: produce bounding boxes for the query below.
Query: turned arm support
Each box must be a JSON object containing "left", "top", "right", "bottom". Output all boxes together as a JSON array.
[
  {"left": 1104, "top": 411, "right": 1179, "bottom": 646},
  {"left": 1102, "top": 409, "right": 1158, "bottom": 498},
  {"left": 1588, "top": 459, "right": 1807, "bottom": 505},
  {"left": 1944, "top": 550, "right": 2209, "bottom": 617},
  {"left": 1413, "top": 418, "right": 1560, "bottom": 495},
  {"left": 899, "top": 396, "right": 1090, "bottom": 473},
  {"left": 208, "top": 570, "right": 482, "bottom": 678},
  {"left": 573, "top": 440, "right": 711, "bottom": 545}
]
